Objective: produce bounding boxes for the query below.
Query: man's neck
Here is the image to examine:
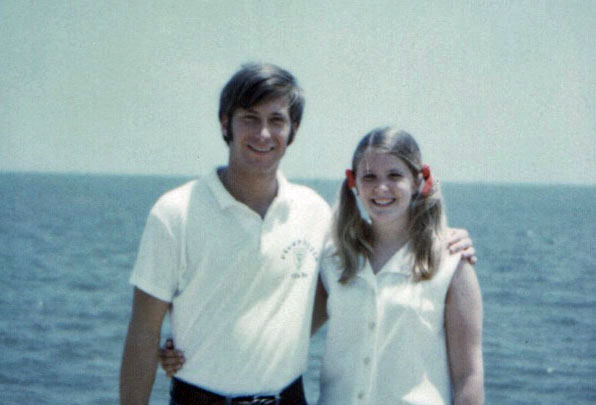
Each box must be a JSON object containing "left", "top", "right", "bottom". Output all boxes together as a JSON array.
[{"left": 218, "top": 166, "right": 279, "bottom": 218}]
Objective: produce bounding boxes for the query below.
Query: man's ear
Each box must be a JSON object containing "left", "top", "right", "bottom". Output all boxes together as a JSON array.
[
  {"left": 287, "top": 122, "right": 299, "bottom": 145},
  {"left": 220, "top": 117, "right": 233, "bottom": 143},
  {"left": 220, "top": 117, "right": 229, "bottom": 138}
]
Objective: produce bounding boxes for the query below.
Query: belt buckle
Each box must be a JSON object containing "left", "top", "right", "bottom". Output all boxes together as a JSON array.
[
  {"left": 254, "top": 396, "right": 276, "bottom": 404},
  {"left": 232, "top": 395, "right": 278, "bottom": 405}
]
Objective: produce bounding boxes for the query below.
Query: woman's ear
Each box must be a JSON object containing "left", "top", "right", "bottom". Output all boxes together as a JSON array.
[{"left": 412, "top": 173, "right": 422, "bottom": 197}]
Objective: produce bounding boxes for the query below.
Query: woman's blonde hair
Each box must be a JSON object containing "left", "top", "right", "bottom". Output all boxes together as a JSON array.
[{"left": 333, "top": 127, "right": 446, "bottom": 283}]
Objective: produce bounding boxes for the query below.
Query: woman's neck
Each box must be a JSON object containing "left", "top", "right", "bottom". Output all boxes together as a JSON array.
[
  {"left": 372, "top": 216, "right": 409, "bottom": 247},
  {"left": 370, "top": 221, "right": 409, "bottom": 273}
]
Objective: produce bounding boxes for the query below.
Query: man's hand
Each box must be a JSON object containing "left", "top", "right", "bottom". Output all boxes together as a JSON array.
[
  {"left": 447, "top": 228, "right": 477, "bottom": 265},
  {"left": 159, "top": 338, "right": 186, "bottom": 378}
]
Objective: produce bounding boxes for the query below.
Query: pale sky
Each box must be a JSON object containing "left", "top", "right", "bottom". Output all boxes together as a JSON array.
[{"left": 1, "top": 1, "right": 594, "bottom": 185}]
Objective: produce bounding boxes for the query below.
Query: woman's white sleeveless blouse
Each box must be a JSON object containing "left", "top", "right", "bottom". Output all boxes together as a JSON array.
[{"left": 319, "top": 244, "right": 461, "bottom": 404}]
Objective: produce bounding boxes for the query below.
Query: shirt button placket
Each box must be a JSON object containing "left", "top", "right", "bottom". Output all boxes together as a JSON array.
[
  {"left": 358, "top": 282, "right": 377, "bottom": 404},
  {"left": 366, "top": 281, "right": 380, "bottom": 403}
]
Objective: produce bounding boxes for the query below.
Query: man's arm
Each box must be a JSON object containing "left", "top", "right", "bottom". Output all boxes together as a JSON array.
[{"left": 120, "top": 287, "right": 170, "bottom": 405}]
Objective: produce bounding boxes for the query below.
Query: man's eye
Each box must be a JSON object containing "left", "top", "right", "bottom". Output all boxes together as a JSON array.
[{"left": 389, "top": 172, "right": 402, "bottom": 178}]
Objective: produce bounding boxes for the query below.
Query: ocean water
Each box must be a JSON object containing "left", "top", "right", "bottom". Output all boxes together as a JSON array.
[{"left": 1, "top": 172, "right": 594, "bottom": 404}]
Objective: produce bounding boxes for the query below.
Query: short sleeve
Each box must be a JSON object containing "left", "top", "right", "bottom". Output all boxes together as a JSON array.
[
  {"left": 129, "top": 208, "right": 179, "bottom": 302},
  {"left": 319, "top": 240, "right": 340, "bottom": 293}
]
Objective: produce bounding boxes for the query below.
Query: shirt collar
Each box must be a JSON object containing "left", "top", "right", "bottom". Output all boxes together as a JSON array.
[
  {"left": 206, "top": 167, "right": 288, "bottom": 210},
  {"left": 379, "top": 245, "right": 411, "bottom": 276},
  {"left": 357, "top": 243, "right": 411, "bottom": 281}
]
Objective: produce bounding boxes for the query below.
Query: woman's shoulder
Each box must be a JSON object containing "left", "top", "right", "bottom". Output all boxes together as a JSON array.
[
  {"left": 320, "top": 240, "right": 342, "bottom": 269},
  {"left": 429, "top": 238, "right": 464, "bottom": 284}
]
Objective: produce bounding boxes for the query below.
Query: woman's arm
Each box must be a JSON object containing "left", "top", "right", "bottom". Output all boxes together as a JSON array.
[
  {"left": 158, "top": 338, "right": 185, "bottom": 378},
  {"left": 445, "top": 260, "right": 484, "bottom": 405},
  {"left": 311, "top": 275, "right": 329, "bottom": 336}
]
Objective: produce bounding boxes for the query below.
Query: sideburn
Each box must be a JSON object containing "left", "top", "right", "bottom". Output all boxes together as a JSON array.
[{"left": 225, "top": 119, "right": 233, "bottom": 144}]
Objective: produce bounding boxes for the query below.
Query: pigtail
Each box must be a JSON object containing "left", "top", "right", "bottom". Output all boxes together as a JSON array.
[
  {"left": 333, "top": 178, "right": 373, "bottom": 284},
  {"left": 408, "top": 180, "right": 445, "bottom": 280}
]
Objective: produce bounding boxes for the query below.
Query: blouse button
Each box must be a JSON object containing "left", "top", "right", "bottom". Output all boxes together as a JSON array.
[
  {"left": 368, "top": 321, "right": 376, "bottom": 330},
  {"left": 358, "top": 392, "right": 365, "bottom": 400},
  {"left": 363, "top": 357, "right": 371, "bottom": 365}
]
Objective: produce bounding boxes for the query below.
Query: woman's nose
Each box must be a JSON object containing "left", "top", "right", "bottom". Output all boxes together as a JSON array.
[{"left": 375, "top": 181, "right": 389, "bottom": 192}]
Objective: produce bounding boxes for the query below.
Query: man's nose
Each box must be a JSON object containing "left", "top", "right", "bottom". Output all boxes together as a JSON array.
[{"left": 259, "top": 124, "right": 272, "bottom": 139}]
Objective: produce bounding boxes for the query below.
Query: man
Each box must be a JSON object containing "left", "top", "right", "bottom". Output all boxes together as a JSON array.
[
  {"left": 120, "top": 63, "right": 475, "bottom": 404},
  {"left": 120, "top": 63, "right": 331, "bottom": 404}
]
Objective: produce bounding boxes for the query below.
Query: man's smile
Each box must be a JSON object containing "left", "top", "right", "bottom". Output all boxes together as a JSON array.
[{"left": 247, "top": 144, "right": 275, "bottom": 153}]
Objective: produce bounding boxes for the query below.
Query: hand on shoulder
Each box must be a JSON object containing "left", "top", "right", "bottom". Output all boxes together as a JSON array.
[{"left": 445, "top": 227, "right": 477, "bottom": 265}]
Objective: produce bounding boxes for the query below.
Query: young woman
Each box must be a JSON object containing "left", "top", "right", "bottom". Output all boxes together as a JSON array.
[
  {"left": 160, "top": 127, "right": 483, "bottom": 404},
  {"left": 316, "top": 127, "right": 483, "bottom": 404}
]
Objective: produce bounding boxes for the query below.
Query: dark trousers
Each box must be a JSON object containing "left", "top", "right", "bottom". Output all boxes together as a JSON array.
[{"left": 169, "top": 376, "right": 307, "bottom": 405}]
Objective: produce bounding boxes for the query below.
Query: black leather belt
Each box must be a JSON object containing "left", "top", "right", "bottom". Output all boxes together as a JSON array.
[{"left": 170, "top": 376, "right": 305, "bottom": 405}]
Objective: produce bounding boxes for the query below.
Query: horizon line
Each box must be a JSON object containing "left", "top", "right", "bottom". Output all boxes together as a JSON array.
[{"left": 1, "top": 169, "right": 595, "bottom": 188}]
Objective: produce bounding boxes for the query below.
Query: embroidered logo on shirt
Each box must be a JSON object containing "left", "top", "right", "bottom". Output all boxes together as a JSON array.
[{"left": 281, "top": 239, "right": 320, "bottom": 279}]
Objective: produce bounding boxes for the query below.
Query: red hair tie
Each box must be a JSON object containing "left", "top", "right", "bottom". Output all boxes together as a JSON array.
[
  {"left": 345, "top": 169, "right": 355, "bottom": 189},
  {"left": 420, "top": 164, "right": 433, "bottom": 197}
]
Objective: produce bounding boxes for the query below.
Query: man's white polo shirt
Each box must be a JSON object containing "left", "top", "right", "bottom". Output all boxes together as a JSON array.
[{"left": 130, "top": 168, "right": 331, "bottom": 396}]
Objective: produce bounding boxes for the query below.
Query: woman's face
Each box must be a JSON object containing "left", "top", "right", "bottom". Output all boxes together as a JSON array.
[{"left": 355, "top": 148, "right": 418, "bottom": 228}]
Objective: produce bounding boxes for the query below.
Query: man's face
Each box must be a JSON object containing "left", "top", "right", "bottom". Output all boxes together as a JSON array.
[{"left": 222, "top": 97, "right": 296, "bottom": 176}]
